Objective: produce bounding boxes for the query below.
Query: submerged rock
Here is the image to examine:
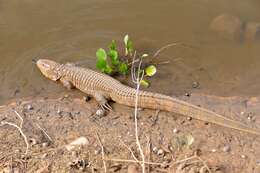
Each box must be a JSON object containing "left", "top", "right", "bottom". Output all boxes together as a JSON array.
[
  {"left": 244, "top": 22, "right": 260, "bottom": 42},
  {"left": 209, "top": 14, "right": 243, "bottom": 41}
]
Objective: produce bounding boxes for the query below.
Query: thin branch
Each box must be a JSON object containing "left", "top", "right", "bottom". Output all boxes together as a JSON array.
[
  {"left": 153, "top": 42, "right": 181, "bottom": 58},
  {"left": 13, "top": 110, "right": 23, "bottom": 128},
  {"left": 36, "top": 123, "right": 53, "bottom": 142},
  {"left": 106, "top": 155, "right": 199, "bottom": 167},
  {"left": 120, "top": 139, "right": 139, "bottom": 162},
  {"left": 0, "top": 110, "right": 29, "bottom": 155},
  {"left": 0, "top": 121, "right": 29, "bottom": 155},
  {"left": 197, "top": 156, "right": 212, "bottom": 173},
  {"left": 132, "top": 56, "right": 146, "bottom": 173},
  {"left": 96, "top": 132, "right": 107, "bottom": 173},
  {"left": 105, "top": 158, "right": 167, "bottom": 166}
]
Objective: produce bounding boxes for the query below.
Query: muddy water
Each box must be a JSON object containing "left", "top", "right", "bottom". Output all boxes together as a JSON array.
[{"left": 1, "top": 0, "right": 260, "bottom": 104}]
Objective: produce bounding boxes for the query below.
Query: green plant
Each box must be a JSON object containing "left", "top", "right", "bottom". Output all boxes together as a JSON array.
[{"left": 96, "top": 35, "right": 157, "bottom": 87}]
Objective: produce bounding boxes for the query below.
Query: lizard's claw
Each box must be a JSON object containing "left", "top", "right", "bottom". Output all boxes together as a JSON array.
[{"left": 100, "top": 103, "right": 112, "bottom": 111}]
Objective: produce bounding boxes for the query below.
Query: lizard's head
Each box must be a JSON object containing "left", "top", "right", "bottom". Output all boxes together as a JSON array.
[{"left": 36, "top": 59, "right": 62, "bottom": 81}]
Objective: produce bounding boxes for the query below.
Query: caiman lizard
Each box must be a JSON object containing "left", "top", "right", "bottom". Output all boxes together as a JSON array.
[{"left": 36, "top": 59, "right": 260, "bottom": 136}]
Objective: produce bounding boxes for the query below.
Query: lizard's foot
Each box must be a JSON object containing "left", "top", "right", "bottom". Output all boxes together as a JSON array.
[
  {"left": 100, "top": 102, "right": 112, "bottom": 111},
  {"left": 94, "top": 92, "right": 112, "bottom": 111}
]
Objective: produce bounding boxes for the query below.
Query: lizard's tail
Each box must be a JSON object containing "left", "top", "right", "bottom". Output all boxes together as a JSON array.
[
  {"left": 165, "top": 96, "right": 260, "bottom": 136},
  {"left": 113, "top": 87, "right": 260, "bottom": 136},
  {"left": 134, "top": 91, "right": 260, "bottom": 136}
]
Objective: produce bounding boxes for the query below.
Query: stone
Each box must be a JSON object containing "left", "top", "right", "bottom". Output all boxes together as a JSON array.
[
  {"left": 244, "top": 22, "right": 260, "bottom": 42},
  {"left": 209, "top": 14, "right": 243, "bottom": 41},
  {"left": 65, "top": 137, "right": 89, "bottom": 151}
]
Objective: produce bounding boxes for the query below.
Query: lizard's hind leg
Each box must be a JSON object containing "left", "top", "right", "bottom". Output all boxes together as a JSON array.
[{"left": 93, "top": 92, "right": 112, "bottom": 111}]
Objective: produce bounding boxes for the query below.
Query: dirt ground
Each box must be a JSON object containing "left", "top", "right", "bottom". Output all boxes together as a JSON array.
[{"left": 0, "top": 92, "right": 260, "bottom": 173}]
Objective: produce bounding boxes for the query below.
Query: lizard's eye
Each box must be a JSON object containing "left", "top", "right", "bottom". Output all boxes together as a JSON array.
[{"left": 42, "top": 63, "right": 50, "bottom": 69}]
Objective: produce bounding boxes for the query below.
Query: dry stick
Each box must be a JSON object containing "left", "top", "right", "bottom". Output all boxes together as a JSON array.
[
  {"left": 95, "top": 132, "right": 107, "bottom": 173},
  {"left": 106, "top": 158, "right": 166, "bottom": 166},
  {"left": 119, "top": 139, "right": 139, "bottom": 163},
  {"left": 145, "top": 136, "right": 151, "bottom": 173},
  {"left": 132, "top": 52, "right": 146, "bottom": 173},
  {"left": 0, "top": 110, "right": 29, "bottom": 155},
  {"left": 13, "top": 110, "right": 23, "bottom": 128},
  {"left": 128, "top": 42, "right": 181, "bottom": 66},
  {"left": 36, "top": 123, "right": 53, "bottom": 142},
  {"left": 197, "top": 156, "right": 212, "bottom": 173},
  {"left": 153, "top": 42, "right": 182, "bottom": 58},
  {"left": 106, "top": 155, "right": 198, "bottom": 167}
]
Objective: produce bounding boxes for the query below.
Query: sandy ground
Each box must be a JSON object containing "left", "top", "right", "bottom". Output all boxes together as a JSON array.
[{"left": 0, "top": 93, "right": 260, "bottom": 173}]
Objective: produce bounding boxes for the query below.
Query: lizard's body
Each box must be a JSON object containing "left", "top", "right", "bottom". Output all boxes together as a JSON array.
[{"left": 36, "top": 59, "right": 260, "bottom": 136}]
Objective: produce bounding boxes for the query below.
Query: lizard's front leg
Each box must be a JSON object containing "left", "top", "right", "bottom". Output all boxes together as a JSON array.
[{"left": 60, "top": 77, "right": 74, "bottom": 90}]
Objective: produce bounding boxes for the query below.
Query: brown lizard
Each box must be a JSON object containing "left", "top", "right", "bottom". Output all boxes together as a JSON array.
[{"left": 36, "top": 59, "right": 260, "bottom": 136}]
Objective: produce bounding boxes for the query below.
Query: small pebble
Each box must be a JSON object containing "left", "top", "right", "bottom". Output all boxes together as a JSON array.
[
  {"left": 57, "top": 109, "right": 62, "bottom": 115},
  {"left": 27, "top": 104, "right": 33, "bottom": 110},
  {"left": 137, "top": 108, "right": 144, "bottom": 111},
  {"left": 152, "top": 146, "right": 158, "bottom": 153},
  {"left": 42, "top": 142, "right": 49, "bottom": 148},
  {"left": 96, "top": 109, "right": 105, "bottom": 117},
  {"left": 83, "top": 96, "right": 90, "bottom": 102},
  {"left": 29, "top": 138, "right": 37, "bottom": 145},
  {"left": 187, "top": 117, "right": 192, "bottom": 121},
  {"left": 94, "top": 149, "right": 101, "bottom": 155},
  {"left": 211, "top": 149, "right": 217, "bottom": 153},
  {"left": 157, "top": 149, "right": 164, "bottom": 156},
  {"left": 241, "top": 154, "right": 246, "bottom": 159},
  {"left": 173, "top": 128, "right": 179, "bottom": 134},
  {"left": 222, "top": 145, "right": 231, "bottom": 152},
  {"left": 185, "top": 93, "right": 191, "bottom": 97},
  {"left": 192, "top": 81, "right": 200, "bottom": 88}
]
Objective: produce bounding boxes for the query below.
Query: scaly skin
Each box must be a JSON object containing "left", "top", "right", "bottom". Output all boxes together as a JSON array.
[{"left": 36, "top": 59, "right": 260, "bottom": 136}]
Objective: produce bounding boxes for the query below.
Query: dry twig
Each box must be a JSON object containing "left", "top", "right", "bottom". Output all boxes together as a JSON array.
[
  {"left": 96, "top": 132, "right": 107, "bottom": 173},
  {"left": 131, "top": 51, "right": 146, "bottom": 173},
  {"left": 0, "top": 110, "right": 29, "bottom": 155},
  {"left": 36, "top": 123, "right": 52, "bottom": 142},
  {"left": 119, "top": 139, "right": 139, "bottom": 163},
  {"left": 153, "top": 42, "right": 181, "bottom": 58}
]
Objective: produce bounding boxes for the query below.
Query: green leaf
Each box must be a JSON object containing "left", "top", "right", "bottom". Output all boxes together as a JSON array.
[
  {"left": 96, "top": 48, "right": 107, "bottom": 72},
  {"left": 118, "top": 63, "right": 128, "bottom": 75},
  {"left": 140, "top": 80, "right": 150, "bottom": 87},
  {"left": 124, "top": 34, "right": 129, "bottom": 46},
  {"left": 104, "top": 65, "right": 113, "bottom": 74},
  {"left": 109, "top": 40, "right": 117, "bottom": 51},
  {"left": 108, "top": 50, "right": 119, "bottom": 66},
  {"left": 145, "top": 65, "right": 157, "bottom": 77}
]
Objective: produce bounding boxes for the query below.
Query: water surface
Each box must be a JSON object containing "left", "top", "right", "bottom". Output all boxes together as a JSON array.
[{"left": 1, "top": 0, "right": 260, "bottom": 104}]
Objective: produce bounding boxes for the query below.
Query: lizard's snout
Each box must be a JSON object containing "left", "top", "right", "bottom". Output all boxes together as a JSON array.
[{"left": 36, "top": 59, "right": 61, "bottom": 81}]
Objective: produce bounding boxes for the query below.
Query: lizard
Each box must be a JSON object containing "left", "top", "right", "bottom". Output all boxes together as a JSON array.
[{"left": 36, "top": 58, "right": 260, "bottom": 136}]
